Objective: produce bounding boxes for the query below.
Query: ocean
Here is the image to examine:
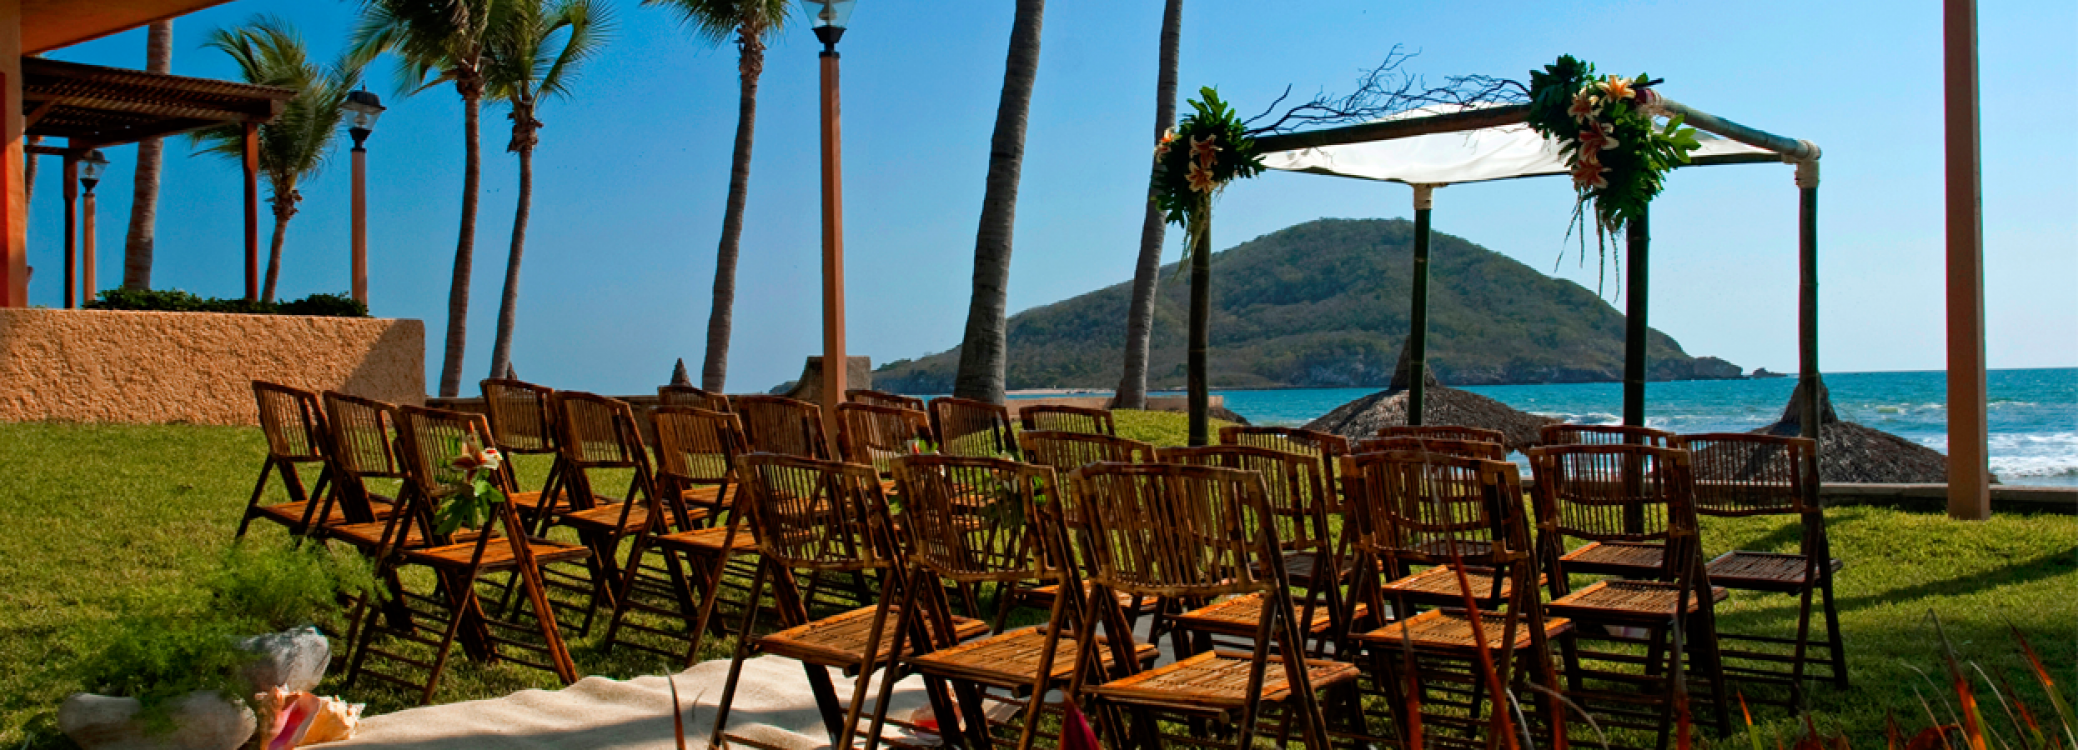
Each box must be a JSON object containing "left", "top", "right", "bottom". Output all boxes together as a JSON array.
[{"left": 1190, "top": 368, "right": 2078, "bottom": 486}]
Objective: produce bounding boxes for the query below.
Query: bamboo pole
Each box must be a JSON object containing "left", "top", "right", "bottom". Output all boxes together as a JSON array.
[
  {"left": 1797, "top": 161, "right": 1821, "bottom": 443},
  {"left": 1943, "top": 0, "right": 1990, "bottom": 520},
  {"left": 1408, "top": 184, "right": 1434, "bottom": 425},
  {"left": 1253, "top": 105, "right": 1530, "bottom": 154},
  {"left": 818, "top": 48, "right": 847, "bottom": 434},
  {"left": 1654, "top": 98, "right": 1820, "bottom": 162},
  {"left": 1623, "top": 209, "right": 1649, "bottom": 428}
]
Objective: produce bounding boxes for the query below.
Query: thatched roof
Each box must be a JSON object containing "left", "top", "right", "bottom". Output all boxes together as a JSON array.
[
  {"left": 1304, "top": 342, "right": 1555, "bottom": 452},
  {"left": 1750, "top": 379, "right": 1990, "bottom": 484}
]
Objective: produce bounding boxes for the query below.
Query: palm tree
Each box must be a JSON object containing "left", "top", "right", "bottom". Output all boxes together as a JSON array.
[
  {"left": 644, "top": 0, "right": 790, "bottom": 392},
  {"left": 952, "top": 0, "right": 1046, "bottom": 404},
  {"left": 193, "top": 16, "right": 361, "bottom": 303},
  {"left": 1113, "top": 0, "right": 1182, "bottom": 410},
  {"left": 353, "top": 0, "right": 507, "bottom": 398},
  {"left": 483, "top": 0, "right": 612, "bottom": 380},
  {"left": 124, "top": 21, "right": 174, "bottom": 290}
]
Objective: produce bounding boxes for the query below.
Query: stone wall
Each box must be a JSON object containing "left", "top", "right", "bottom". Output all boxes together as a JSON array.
[{"left": 0, "top": 308, "right": 424, "bottom": 425}]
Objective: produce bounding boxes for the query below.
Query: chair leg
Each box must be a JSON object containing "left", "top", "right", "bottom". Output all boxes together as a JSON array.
[
  {"left": 709, "top": 560, "right": 773, "bottom": 749},
  {"left": 1789, "top": 583, "right": 1816, "bottom": 708},
  {"left": 1820, "top": 572, "right": 1848, "bottom": 689},
  {"left": 835, "top": 583, "right": 901, "bottom": 750},
  {"left": 235, "top": 458, "right": 277, "bottom": 539}
]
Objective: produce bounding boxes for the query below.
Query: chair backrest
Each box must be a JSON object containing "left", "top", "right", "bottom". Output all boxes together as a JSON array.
[
  {"left": 658, "top": 384, "right": 733, "bottom": 413},
  {"left": 847, "top": 389, "right": 926, "bottom": 412},
  {"left": 836, "top": 402, "right": 933, "bottom": 477},
  {"left": 651, "top": 406, "right": 743, "bottom": 486},
  {"left": 890, "top": 455, "right": 1057, "bottom": 585},
  {"left": 1018, "top": 404, "right": 1116, "bottom": 436},
  {"left": 1219, "top": 425, "right": 1350, "bottom": 492},
  {"left": 1527, "top": 443, "right": 1698, "bottom": 576},
  {"left": 553, "top": 391, "right": 648, "bottom": 469},
  {"left": 1017, "top": 430, "right": 1155, "bottom": 476},
  {"left": 1160, "top": 444, "right": 1335, "bottom": 555},
  {"left": 1063, "top": 462, "right": 1284, "bottom": 600},
  {"left": 481, "top": 378, "right": 559, "bottom": 455},
  {"left": 1677, "top": 433, "right": 1819, "bottom": 518},
  {"left": 1377, "top": 424, "right": 1506, "bottom": 446},
  {"left": 252, "top": 381, "right": 327, "bottom": 461},
  {"left": 929, "top": 396, "right": 1013, "bottom": 458},
  {"left": 1341, "top": 450, "right": 1528, "bottom": 569},
  {"left": 323, "top": 391, "right": 401, "bottom": 480},
  {"left": 1356, "top": 436, "right": 1507, "bottom": 461},
  {"left": 738, "top": 453, "right": 895, "bottom": 573},
  {"left": 733, "top": 395, "right": 832, "bottom": 460},
  {"left": 392, "top": 405, "right": 508, "bottom": 545},
  {"left": 1541, "top": 423, "right": 1675, "bottom": 448}
]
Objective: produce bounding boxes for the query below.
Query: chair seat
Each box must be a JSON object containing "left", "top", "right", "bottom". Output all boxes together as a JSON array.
[
  {"left": 1275, "top": 550, "right": 1352, "bottom": 587},
  {"left": 403, "top": 536, "right": 591, "bottom": 570},
  {"left": 1706, "top": 551, "right": 1843, "bottom": 590},
  {"left": 1559, "top": 541, "right": 1666, "bottom": 575},
  {"left": 1171, "top": 592, "right": 1362, "bottom": 638},
  {"left": 755, "top": 605, "right": 989, "bottom": 667},
  {"left": 253, "top": 498, "right": 395, "bottom": 529},
  {"left": 1547, "top": 580, "right": 1729, "bottom": 620},
  {"left": 506, "top": 490, "right": 567, "bottom": 516},
  {"left": 1355, "top": 608, "right": 1571, "bottom": 652},
  {"left": 655, "top": 525, "right": 760, "bottom": 554},
  {"left": 1383, "top": 565, "right": 1526, "bottom": 603},
  {"left": 1021, "top": 581, "right": 1144, "bottom": 611},
  {"left": 1085, "top": 648, "right": 1360, "bottom": 712},
  {"left": 678, "top": 485, "right": 732, "bottom": 509},
  {"left": 909, "top": 626, "right": 1157, "bottom": 686},
  {"left": 558, "top": 503, "right": 704, "bottom": 534}
]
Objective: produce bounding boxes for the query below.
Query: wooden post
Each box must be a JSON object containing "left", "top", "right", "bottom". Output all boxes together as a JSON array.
[
  {"left": 243, "top": 121, "right": 259, "bottom": 302},
  {"left": 1623, "top": 208, "right": 1649, "bottom": 428},
  {"left": 818, "top": 48, "right": 847, "bottom": 432},
  {"left": 1797, "top": 162, "right": 1822, "bottom": 443},
  {"left": 351, "top": 141, "right": 368, "bottom": 305},
  {"left": 1408, "top": 185, "right": 1434, "bottom": 425},
  {"left": 60, "top": 151, "right": 74, "bottom": 308},
  {"left": 1943, "top": 0, "right": 1990, "bottom": 520},
  {"left": 82, "top": 183, "right": 94, "bottom": 303},
  {"left": 1187, "top": 210, "right": 1210, "bottom": 446}
]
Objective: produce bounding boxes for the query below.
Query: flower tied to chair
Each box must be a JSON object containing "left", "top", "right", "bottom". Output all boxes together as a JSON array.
[{"left": 433, "top": 434, "right": 507, "bottom": 534}]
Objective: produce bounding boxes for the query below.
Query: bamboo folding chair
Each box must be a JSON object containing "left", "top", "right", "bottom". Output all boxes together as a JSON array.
[
  {"left": 708, "top": 454, "right": 989, "bottom": 750},
  {"left": 481, "top": 379, "right": 570, "bottom": 536},
  {"left": 1059, "top": 462, "right": 1360, "bottom": 749},
  {"left": 1340, "top": 450, "right": 1570, "bottom": 749},
  {"left": 343, "top": 405, "right": 585, "bottom": 705},
  {"left": 1219, "top": 425, "right": 1352, "bottom": 496},
  {"left": 1529, "top": 443, "right": 1732, "bottom": 745},
  {"left": 735, "top": 395, "right": 834, "bottom": 460},
  {"left": 602, "top": 407, "right": 763, "bottom": 665},
  {"left": 311, "top": 392, "right": 405, "bottom": 548},
  {"left": 650, "top": 403, "right": 740, "bottom": 522},
  {"left": 1677, "top": 433, "right": 1846, "bottom": 706},
  {"left": 1013, "top": 431, "right": 1160, "bottom": 624},
  {"left": 848, "top": 388, "right": 927, "bottom": 412},
  {"left": 930, "top": 397, "right": 1015, "bottom": 458},
  {"left": 837, "top": 402, "right": 934, "bottom": 483},
  {"left": 236, "top": 381, "right": 336, "bottom": 540},
  {"left": 1542, "top": 423, "right": 1676, "bottom": 448},
  {"left": 1378, "top": 424, "right": 1507, "bottom": 447},
  {"left": 1017, "top": 404, "right": 1116, "bottom": 436},
  {"left": 541, "top": 391, "right": 678, "bottom": 637},
  {"left": 1159, "top": 445, "right": 1359, "bottom": 659},
  {"left": 658, "top": 384, "right": 734, "bottom": 412},
  {"left": 1357, "top": 436, "right": 1508, "bottom": 461}
]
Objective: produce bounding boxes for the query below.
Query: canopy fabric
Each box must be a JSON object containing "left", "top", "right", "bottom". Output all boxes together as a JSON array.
[{"left": 1262, "top": 103, "right": 1774, "bottom": 187}]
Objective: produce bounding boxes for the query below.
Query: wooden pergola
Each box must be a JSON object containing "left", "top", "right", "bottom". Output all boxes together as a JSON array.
[{"left": 21, "top": 56, "right": 293, "bottom": 305}]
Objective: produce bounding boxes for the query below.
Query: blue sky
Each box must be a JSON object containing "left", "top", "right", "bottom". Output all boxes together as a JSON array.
[{"left": 32, "top": 0, "right": 2077, "bottom": 394}]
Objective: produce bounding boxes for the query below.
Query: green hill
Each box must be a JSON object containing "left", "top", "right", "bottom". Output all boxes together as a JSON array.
[{"left": 872, "top": 218, "right": 1741, "bottom": 393}]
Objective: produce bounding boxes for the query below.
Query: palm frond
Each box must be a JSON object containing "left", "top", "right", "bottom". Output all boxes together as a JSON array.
[
  {"left": 642, "top": 0, "right": 792, "bottom": 47},
  {"left": 189, "top": 14, "right": 357, "bottom": 205}
]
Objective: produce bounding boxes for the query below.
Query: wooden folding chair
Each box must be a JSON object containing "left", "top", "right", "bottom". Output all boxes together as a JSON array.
[
  {"left": 236, "top": 381, "right": 336, "bottom": 540},
  {"left": 1059, "top": 462, "right": 1360, "bottom": 749},
  {"left": 707, "top": 454, "right": 988, "bottom": 750},
  {"left": 1678, "top": 433, "right": 1846, "bottom": 706},
  {"left": 480, "top": 378, "right": 569, "bottom": 536},
  {"left": 735, "top": 395, "right": 834, "bottom": 459},
  {"left": 836, "top": 402, "right": 934, "bottom": 482},
  {"left": 930, "top": 397, "right": 1015, "bottom": 458},
  {"left": 1378, "top": 424, "right": 1506, "bottom": 446},
  {"left": 1357, "top": 435, "right": 1507, "bottom": 461},
  {"left": 343, "top": 405, "right": 585, "bottom": 705},
  {"left": 1017, "top": 404, "right": 1116, "bottom": 436},
  {"left": 1542, "top": 423, "right": 1676, "bottom": 448},
  {"left": 312, "top": 392, "right": 404, "bottom": 546},
  {"left": 658, "top": 384, "right": 734, "bottom": 412},
  {"left": 1159, "top": 444, "right": 1359, "bottom": 659},
  {"left": 847, "top": 388, "right": 926, "bottom": 412},
  {"left": 542, "top": 391, "right": 676, "bottom": 637},
  {"left": 1341, "top": 450, "right": 1570, "bottom": 749},
  {"left": 1219, "top": 425, "right": 1351, "bottom": 498},
  {"left": 602, "top": 407, "right": 760, "bottom": 666},
  {"left": 1530, "top": 443, "right": 1732, "bottom": 746},
  {"left": 1016, "top": 430, "right": 1154, "bottom": 473}
]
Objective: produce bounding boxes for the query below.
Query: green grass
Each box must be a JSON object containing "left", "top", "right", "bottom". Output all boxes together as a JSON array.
[{"left": 1, "top": 422, "right": 2071, "bottom": 748}]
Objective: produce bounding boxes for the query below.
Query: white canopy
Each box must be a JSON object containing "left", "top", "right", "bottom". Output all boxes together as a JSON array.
[{"left": 1262, "top": 103, "right": 1776, "bottom": 186}]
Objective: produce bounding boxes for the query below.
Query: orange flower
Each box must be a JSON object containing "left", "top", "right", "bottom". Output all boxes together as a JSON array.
[
  {"left": 1577, "top": 120, "right": 1620, "bottom": 152},
  {"left": 1571, "top": 160, "right": 1609, "bottom": 190},
  {"left": 1154, "top": 127, "right": 1178, "bottom": 160},
  {"left": 1597, "top": 74, "right": 1635, "bottom": 102},
  {"left": 1186, "top": 161, "right": 1218, "bottom": 192},
  {"left": 451, "top": 435, "right": 503, "bottom": 472},
  {"left": 1190, "top": 134, "right": 1221, "bottom": 168},
  {"left": 1568, "top": 91, "right": 1598, "bottom": 122}
]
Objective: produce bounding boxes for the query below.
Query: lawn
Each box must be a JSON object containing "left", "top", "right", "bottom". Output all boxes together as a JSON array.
[{"left": 1, "top": 420, "right": 2071, "bottom": 748}]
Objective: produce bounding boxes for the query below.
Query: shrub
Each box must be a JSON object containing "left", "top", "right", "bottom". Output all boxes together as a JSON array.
[{"left": 84, "top": 288, "right": 369, "bottom": 318}]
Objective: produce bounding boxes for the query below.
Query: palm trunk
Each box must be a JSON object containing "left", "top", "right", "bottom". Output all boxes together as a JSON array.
[
  {"left": 701, "top": 24, "right": 766, "bottom": 393},
  {"left": 953, "top": 0, "right": 1046, "bottom": 404},
  {"left": 439, "top": 86, "right": 483, "bottom": 398},
  {"left": 1186, "top": 212, "right": 1210, "bottom": 446},
  {"left": 489, "top": 137, "right": 534, "bottom": 381},
  {"left": 1113, "top": 0, "right": 1182, "bottom": 410},
  {"left": 23, "top": 136, "right": 38, "bottom": 209},
  {"left": 261, "top": 195, "right": 294, "bottom": 303},
  {"left": 123, "top": 20, "right": 173, "bottom": 290}
]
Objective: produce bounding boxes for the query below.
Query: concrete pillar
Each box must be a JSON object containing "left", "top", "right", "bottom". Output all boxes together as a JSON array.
[{"left": 1, "top": 0, "right": 26, "bottom": 307}]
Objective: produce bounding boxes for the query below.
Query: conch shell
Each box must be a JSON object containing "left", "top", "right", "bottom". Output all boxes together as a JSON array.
[{"left": 255, "top": 687, "right": 364, "bottom": 748}]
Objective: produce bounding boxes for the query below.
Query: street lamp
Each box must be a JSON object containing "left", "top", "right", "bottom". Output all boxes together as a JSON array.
[
  {"left": 803, "top": 0, "right": 854, "bottom": 430},
  {"left": 78, "top": 149, "right": 109, "bottom": 305},
  {"left": 342, "top": 88, "right": 385, "bottom": 305}
]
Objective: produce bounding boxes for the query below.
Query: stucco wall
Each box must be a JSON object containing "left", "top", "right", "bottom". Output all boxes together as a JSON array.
[{"left": 0, "top": 308, "right": 423, "bottom": 425}]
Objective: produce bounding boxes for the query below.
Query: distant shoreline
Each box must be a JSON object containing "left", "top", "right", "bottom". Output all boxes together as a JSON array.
[{"left": 994, "top": 366, "right": 2077, "bottom": 397}]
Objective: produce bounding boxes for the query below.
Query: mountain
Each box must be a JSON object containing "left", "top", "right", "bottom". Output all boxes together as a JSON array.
[{"left": 871, "top": 218, "right": 1741, "bottom": 394}]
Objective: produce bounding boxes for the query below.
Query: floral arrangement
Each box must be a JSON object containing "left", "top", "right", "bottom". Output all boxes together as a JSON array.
[
  {"left": 431, "top": 434, "right": 506, "bottom": 534},
  {"left": 1526, "top": 55, "right": 1700, "bottom": 251},
  {"left": 1151, "top": 87, "right": 1265, "bottom": 259}
]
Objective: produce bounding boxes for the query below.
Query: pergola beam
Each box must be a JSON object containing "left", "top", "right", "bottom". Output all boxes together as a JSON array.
[{"left": 1255, "top": 104, "right": 1531, "bottom": 154}]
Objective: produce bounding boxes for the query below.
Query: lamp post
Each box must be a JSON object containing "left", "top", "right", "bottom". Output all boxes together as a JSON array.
[
  {"left": 342, "top": 89, "right": 385, "bottom": 307},
  {"left": 78, "top": 149, "right": 108, "bottom": 306},
  {"left": 804, "top": 0, "right": 855, "bottom": 432}
]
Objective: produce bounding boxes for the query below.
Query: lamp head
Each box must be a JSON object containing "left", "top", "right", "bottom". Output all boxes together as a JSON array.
[
  {"left": 800, "top": 0, "right": 855, "bottom": 50},
  {"left": 78, "top": 149, "right": 109, "bottom": 189},
  {"left": 343, "top": 88, "right": 386, "bottom": 132}
]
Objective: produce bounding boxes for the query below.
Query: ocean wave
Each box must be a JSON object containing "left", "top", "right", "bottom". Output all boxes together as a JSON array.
[{"left": 1988, "top": 456, "right": 2078, "bottom": 478}]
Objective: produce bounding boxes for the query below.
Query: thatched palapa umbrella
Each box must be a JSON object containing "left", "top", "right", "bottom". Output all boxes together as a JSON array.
[
  {"left": 1302, "top": 344, "right": 1557, "bottom": 453},
  {"left": 1751, "top": 380, "right": 1990, "bottom": 484}
]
